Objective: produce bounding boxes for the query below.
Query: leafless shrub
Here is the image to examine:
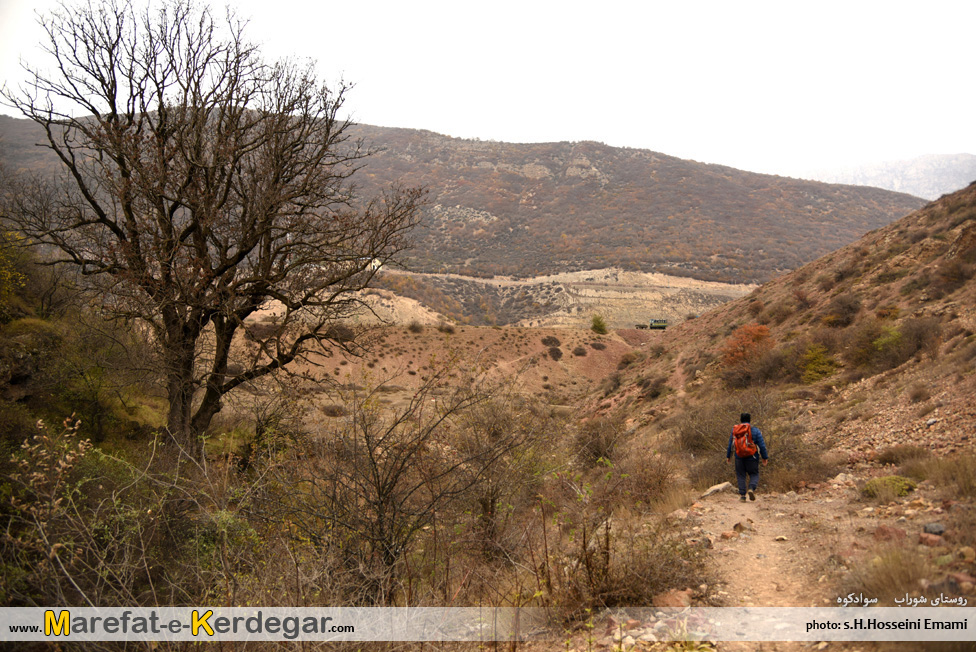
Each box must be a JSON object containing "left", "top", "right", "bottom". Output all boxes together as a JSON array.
[
  {"left": 321, "top": 404, "right": 347, "bottom": 417},
  {"left": 532, "top": 467, "right": 703, "bottom": 621},
  {"left": 252, "top": 367, "right": 527, "bottom": 603},
  {"left": 600, "top": 372, "right": 622, "bottom": 397},
  {"left": 821, "top": 293, "right": 861, "bottom": 327},
  {"left": 876, "top": 444, "right": 931, "bottom": 466},
  {"left": 574, "top": 414, "right": 627, "bottom": 466},
  {"left": 842, "top": 545, "right": 932, "bottom": 606},
  {"left": 541, "top": 335, "right": 561, "bottom": 347},
  {"left": 617, "top": 351, "right": 642, "bottom": 370},
  {"left": 907, "top": 384, "right": 931, "bottom": 403}
]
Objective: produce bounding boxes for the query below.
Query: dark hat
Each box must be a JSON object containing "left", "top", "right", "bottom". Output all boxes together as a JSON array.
[{"left": 740, "top": 413, "right": 751, "bottom": 423}]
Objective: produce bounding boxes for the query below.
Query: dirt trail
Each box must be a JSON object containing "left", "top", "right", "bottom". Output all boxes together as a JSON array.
[{"left": 693, "top": 484, "right": 867, "bottom": 652}]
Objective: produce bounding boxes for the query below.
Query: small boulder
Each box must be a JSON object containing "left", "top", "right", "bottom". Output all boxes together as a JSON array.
[
  {"left": 919, "top": 532, "right": 944, "bottom": 547},
  {"left": 923, "top": 522, "right": 946, "bottom": 536},
  {"left": 652, "top": 588, "right": 694, "bottom": 608},
  {"left": 668, "top": 509, "right": 690, "bottom": 522},
  {"left": 700, "top": 482, "right": 732, "bottom": 498},
  {"left": 959, "top": 546, "right": 976, "bottom": 563}
]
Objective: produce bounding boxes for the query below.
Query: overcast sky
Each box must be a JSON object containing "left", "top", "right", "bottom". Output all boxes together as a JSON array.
[{"left": 2, "top": 0, "right": 974, "bottom": 177}]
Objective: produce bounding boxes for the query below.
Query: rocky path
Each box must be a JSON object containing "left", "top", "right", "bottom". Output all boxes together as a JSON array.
[
  {"left": 549, "top": 458, "right": 974, "bottom": 652},
  {"left": 693, "top": 485, "right": 845, "bottom": 652}
]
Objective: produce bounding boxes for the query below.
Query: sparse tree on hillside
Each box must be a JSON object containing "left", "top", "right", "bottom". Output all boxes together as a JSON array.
[{"left": 2, "top": 0, "right": 423, "bottom": 456}]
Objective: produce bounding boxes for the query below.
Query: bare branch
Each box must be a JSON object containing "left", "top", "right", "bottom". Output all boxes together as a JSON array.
[{"left": 2, "top": 0, "right": 424, "bottom": 455}]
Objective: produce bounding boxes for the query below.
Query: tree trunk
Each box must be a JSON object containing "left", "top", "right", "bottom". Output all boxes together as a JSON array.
[{"left": 164, "top": 318, "right": 203, "bottom": 459}]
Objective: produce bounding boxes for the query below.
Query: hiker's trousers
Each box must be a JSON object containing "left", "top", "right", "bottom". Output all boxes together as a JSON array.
[{"left": 734, "top": 455, "right": 760, "bottom": 495}]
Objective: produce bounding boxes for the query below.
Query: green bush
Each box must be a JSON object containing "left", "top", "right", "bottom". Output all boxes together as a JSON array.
[
  {"left": 800, "top": 344, "right": 838, "bottom": 383},
  {"left": 591, "top": 314, "right": 608, "bottom": 335},
  {"left": 846, "top": 317, "right": 941, "bottom": 372},
  {"left": 861, "top": 475, "right": 916, "bottom": 499}
]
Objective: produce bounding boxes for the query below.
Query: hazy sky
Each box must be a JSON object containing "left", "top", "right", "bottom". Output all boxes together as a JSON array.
[{"left": 2, "top": 0, "right": 974, "bottom": 177}]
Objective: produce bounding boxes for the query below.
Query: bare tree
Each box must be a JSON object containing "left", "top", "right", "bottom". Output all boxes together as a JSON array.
[
  {"left": 250, "top": 365, "right": 531, "bottom": 604},
  {"left": 2, "top": 0, "right": 423, "bottom": 455}
]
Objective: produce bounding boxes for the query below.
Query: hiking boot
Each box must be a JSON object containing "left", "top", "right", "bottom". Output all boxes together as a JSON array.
[
  {"left": 747, "top": 489, "right": 756, "bottom": 501},
  {"left": 739, "top": 495, "right": 747, "bottom": 502}
]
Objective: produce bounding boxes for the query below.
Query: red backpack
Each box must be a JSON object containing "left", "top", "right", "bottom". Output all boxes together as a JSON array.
[{"left": 732, "top": 423, "right": 758, "bottom": 457}]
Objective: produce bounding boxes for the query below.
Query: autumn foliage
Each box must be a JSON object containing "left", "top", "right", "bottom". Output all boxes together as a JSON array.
[{"left": 722, "top": 323, "right": 772, "bottom": 367}]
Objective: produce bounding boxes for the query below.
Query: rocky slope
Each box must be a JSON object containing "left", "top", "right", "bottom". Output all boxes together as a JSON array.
[{"left": 564, "top": 181, "right": 976, "bottom": 647}]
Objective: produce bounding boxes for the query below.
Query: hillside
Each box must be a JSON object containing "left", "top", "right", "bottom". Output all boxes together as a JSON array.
[
  {"left": 346, "top": 123, "right": 925, "bottom": 283},
  {"left": 576, "top": 181, "right": 976, "bottom": 635},
  {"left": 0, "top": 116, "right": 925, "bottom": 285},
  {"left": 806, "top": 153, "right": 976, "bottom": 200},
  {"left": 603, "top": 179, "right": 976, "bottom": 432}
]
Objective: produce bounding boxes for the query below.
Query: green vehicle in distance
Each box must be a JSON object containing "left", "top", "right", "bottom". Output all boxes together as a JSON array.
[{"left": 635, "top": 319, "right": 668, "bottom": 330}]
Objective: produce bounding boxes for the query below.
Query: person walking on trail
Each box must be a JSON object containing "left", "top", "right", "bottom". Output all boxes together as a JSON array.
[{"left": 727, "top": 413, "right": 769, "bottom": 501}]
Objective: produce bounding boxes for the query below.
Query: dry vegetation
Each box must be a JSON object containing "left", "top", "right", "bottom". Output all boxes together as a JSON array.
[{"left": 2, "top": 118, "right": 975, "bottom": 650}]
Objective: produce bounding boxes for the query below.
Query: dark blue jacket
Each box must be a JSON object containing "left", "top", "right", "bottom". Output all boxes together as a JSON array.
[{"left": 727, "top": 425, "right": 769, "bottom": 460}]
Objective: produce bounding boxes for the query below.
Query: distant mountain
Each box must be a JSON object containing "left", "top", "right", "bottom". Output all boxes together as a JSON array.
[
  {"left": 804, "top": 153, "right": 976, "bottom": 200},
  {"left": 0, "top": 116, "right": 925, "bottom": 284},
  {"left": 347, "top": 125, "right": 923, "bottom": 284}
]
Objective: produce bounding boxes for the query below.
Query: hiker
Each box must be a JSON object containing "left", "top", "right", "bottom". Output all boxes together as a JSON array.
[{"left": 726, "top": 412, "right": 769, "bottom": 501}]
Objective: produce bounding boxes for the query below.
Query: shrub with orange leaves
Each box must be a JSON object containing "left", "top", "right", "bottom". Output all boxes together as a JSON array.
[{"left": 722, "top": 323, "right": 772, "bottom": 367}]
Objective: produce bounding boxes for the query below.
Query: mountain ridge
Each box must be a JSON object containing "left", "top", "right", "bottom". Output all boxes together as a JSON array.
[
  {"left": 347, "top": 123, "right": 925, "bottom": 283},
  {"left": 0, "top": 115, "right": 926, "bottom": 284}
]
